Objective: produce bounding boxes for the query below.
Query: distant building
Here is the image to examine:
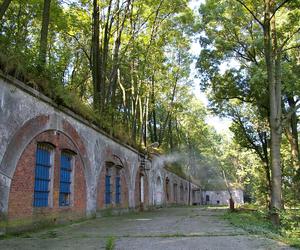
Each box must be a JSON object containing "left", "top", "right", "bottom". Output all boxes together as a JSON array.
[
  {"left": 203, "top": 189, "right": 244, "bottom": 205},
  {"left": 192, "top": 188, "right": 202, "bottom": 205}
]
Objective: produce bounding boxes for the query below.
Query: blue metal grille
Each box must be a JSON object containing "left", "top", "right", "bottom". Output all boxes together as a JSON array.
[
  {"left": 59, "top": 153, "right": 72, "bottom": 206},
  {"left": 33, "top": 146, "right": 51, "bottom": 207},
  {"left": 105, "top": 175, "right": 111, "bottom": 204},
  {"left": 115, "top": 176, "right": 121, "bottom": 204}
]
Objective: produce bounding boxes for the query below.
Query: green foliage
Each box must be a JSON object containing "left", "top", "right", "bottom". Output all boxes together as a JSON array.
[
  {"left": 196, "top": 0, "right": 300, "bottom": 208},
  {"left": 105, "top": 236, "right": 116, "bottom": 250},
  {"left": 223, "top": 206, "right": 300, "bottom": 248},
  {"left": 2, "top": 0, "right": 299, "bottom": 207},
  {"left": 280, "top": 209, "right": 300, "bottom": 247},
  {"left": 224, "top": 209, "right": 277, "bottom": 235},
  {"left": 0, "top": 0, "right": 206, "bottom": 154}
]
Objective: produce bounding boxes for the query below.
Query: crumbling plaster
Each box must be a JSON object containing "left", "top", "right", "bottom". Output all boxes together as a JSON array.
[{"left": 0, "top": 76, "right": 141, "bottom": 218}]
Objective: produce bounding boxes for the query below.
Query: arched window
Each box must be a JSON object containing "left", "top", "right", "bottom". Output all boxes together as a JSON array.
[
  {"left": 173, "top": 183, "right": 178, "bottom": 202},
  {"left": 59, "top": 152, "right": 74, "bottom": 206},
  {"left": 105, "top": 166, "right": 112, "bottom": 205},
  {"left": 140, "top": 174, "right": 144, "bottom": 204},
  {"left": 33, "top": 143, "right": 53, "bottom": 207},
  {"left": 115, "top": 168, "right": 121, "bottom": 204},
  {"left": 166, "top": 177, "right": 170, "bottom": 201},
  {"left": 180, "top": 183, "right": 184, "bottom": 201}
]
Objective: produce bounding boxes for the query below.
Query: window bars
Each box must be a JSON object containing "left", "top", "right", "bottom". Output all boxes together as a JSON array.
[
  {"left": 33, "top": 145, "right": 51, "bottom": 207},
  {"left": 59, "top": 153, "right": 72, "bottom": 206}
]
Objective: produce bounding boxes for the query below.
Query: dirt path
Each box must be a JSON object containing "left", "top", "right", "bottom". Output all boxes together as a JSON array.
[{"left": 0, "top": 207, "right": 295, "bottom": 250}]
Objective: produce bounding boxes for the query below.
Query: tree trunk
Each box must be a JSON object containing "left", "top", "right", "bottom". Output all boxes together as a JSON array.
[
  {"left": 222, "top": 170, "right": 235, "bottom": 211},
  {"left": 92, "top": 0, "right": 102, "bottom": 110},
  {"left": 286, "top": 97, "right": 300, "bottom": 168},
  {"left": 143, "top": 96, "right": 149, "bottom": 147},
  {"left": 0, "top": 0, "right": 12, "bottom": 21},
  {"left": 261, "top": 132, "right": 272, "bottom": 208},
  {"left": 38, "top": 0, "right": 51, "bottom": 70},
  {"left": 109, "top": 0, "right": 131, "bottom": 107},
  {"left": 285, "top": 96, "right": 300, "bottom": 200},
  {"left": 158, "top": 76, "right": 178, "bottom": 145},
  {"left": 168, "top": 119, "right": 173, "bottom": 151},
  {"left": 263, "top": 0, "right": 282, "bottom": 226},
  {"left": 101, "top": 0, "right": 113, "bottom": 109},
  {"left": 151, "top": 75, "right": 158, "bottom": 142}
]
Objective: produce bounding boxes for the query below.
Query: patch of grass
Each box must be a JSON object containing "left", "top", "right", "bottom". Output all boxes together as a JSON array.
[
  {"left": 223, "top": 209, "right": 277, "bottom": 235},
  {"left": 223, "top": 206, "right": 300, "bottom": 249},
  {"left": 39, "top": 230, "right": 58, "bottom": 239},
  {"left": 0, "top": 216, "right": 90, "bottom": 240},
  {"left": 280, "top": 209, "right": 300, "bottom": 248},
  {"left": 105, "top": 236, "right": 116, "bottom": 250}
]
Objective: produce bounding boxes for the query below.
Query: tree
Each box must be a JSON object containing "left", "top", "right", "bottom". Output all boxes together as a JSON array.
[
  {"left": 38, "top": 0, "right": 51, "bottom": 69},
  {"left": 229, "top": 104, "right": 272, "bottom": 206},
  {"left": 197, "top": 0, "right": 300, "bottom": 224},
  {"left": 91, "top": 0, "right": 101, "bottom": 110}
]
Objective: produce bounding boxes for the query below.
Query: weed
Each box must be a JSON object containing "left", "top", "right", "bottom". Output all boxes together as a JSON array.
[
  {"left": 39, "top": 230, "right": 58, "bottom": 239},
  {"left": 105, "top": 236, "right": 116, "bottom": 250}
]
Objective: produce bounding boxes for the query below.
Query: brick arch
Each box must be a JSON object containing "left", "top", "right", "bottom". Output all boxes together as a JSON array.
[
  {"left": 97, "top": 154, "right": 129, "bottom": 209},
  {"left": 8, "top": 130, "right": 87, "bottom": 220},
  {"left": 0, "top": 114, "right": 92, "bottom": 218},
  {"left": 134, "top": 167, "right": 149, "bottom": 209},
  {"left": 155, "top": 174, "right": 163, "bottom": 205}
]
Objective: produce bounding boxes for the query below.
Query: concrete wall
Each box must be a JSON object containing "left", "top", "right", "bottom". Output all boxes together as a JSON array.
[
  {"left": 149, "top": 154, "right": 199, "bottom": 206},
  {"left": 0, "top": 74, "right": 200, "bottom": 233},
  {"left": 0, "top": 75, "right": 141, "bottom": 231},
  {"left": 203, "top": 189, "right": 244, "bottom": 205}
]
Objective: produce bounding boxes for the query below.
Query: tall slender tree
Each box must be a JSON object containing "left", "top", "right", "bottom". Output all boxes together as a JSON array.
[
  {"left": 38, "top": 0, "right": 51, "bottom": 69},
  {"left": 91, "top": 0, "right": 101, "bottom": 110}
]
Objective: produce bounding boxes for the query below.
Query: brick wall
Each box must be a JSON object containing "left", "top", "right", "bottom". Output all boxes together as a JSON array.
[
  {"left": 134, "top": 169, "right": 149, "bottom": 209},
  {"left": 8, "top": 130, "right": 86, "bottom": 223},
  {"left": 0, "top": 76, "right": 201, "bottom": 233},
  {"left": 97, "top": 163, "right": 129, "bottom": 209}
]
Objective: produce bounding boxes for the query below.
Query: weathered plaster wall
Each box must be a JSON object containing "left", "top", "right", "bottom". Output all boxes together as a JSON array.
[
  {"left": 0, "top": 74, "right": 201, "bottom": 233},
  {"left": 149, "top": 154, "right": 196, "bottom": 206},
  {"left": 203, "top": 189, "right": 244, "bottom": 205},
  {"left": 0, "top": 75, "right": 141, "bottom": 222}
]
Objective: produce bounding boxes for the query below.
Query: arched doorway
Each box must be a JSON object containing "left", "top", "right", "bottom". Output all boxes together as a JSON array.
[
  {"left": 173, "top": 182, "right": 178, "bottom": 203},
  {"left": 165, "top": 177, "right": 170, "bottom": 202},
  {"left": 180, "top": 183, "right": 184, "bottom": 202},
  {"left": 155, "top": 176, "right": 163, "bottom": 205}
]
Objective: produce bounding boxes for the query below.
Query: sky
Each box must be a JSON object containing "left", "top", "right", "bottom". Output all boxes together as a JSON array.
[{"left": 188, "top": 0, "right": 232, "bottom": 135}]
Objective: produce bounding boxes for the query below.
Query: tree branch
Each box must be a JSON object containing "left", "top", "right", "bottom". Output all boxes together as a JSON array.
[
  {"left": 66, "top": 32, "right": 91, "bottom": 63},
  {"left": 282, "top": 101, "right": 300, "bottom": 125},
  {"left": 235, "top": 0, "right": 264, "bottom": 27},
  {"left": 282, "top": 43, "right": 300, "bottom": 52},
  {"left": 279, "top": 27, "right": 300, "bottom": 52},
  {"left": 271, "top": 0, "right": 292, "bottom": 19}
]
